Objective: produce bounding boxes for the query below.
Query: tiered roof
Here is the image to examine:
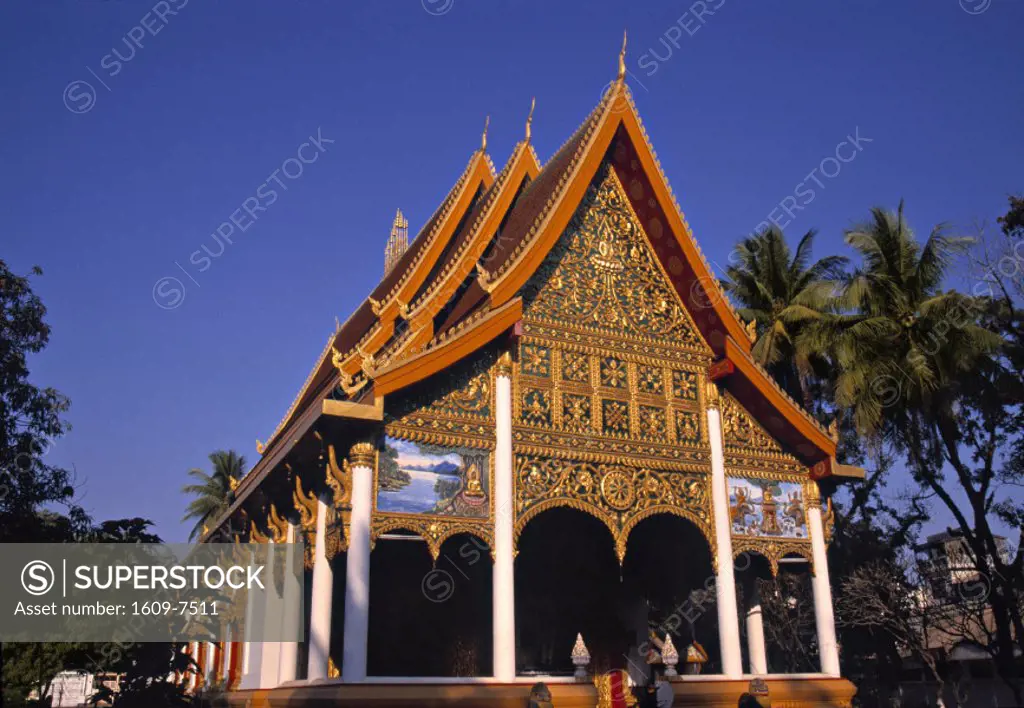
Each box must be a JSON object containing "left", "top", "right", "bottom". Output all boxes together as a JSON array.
[{"left": 231, "top": 69, "right": 848, "bottom": 521}]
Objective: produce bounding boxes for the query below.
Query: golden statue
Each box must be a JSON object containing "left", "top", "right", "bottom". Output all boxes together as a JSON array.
[{"left": 464, "top": 462, "right": 485, "bottom": 499}]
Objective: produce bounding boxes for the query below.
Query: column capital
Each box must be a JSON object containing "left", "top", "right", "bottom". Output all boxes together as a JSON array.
[
  {"left": 495, "top": 350, "right": 513, "bottom": 378},
  {"left": 348, "top": 442, "right": 376, "bottom": 469},
  {"left": 804, "top": 479, "right": 821, "bottom": 507},
  {"left": 704, "top": 380, "right": 721, "bottom": 410}
]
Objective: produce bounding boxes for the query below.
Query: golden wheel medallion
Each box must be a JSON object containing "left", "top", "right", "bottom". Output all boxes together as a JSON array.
[{"left": 600, "top": 470, "right": 635, "bottom": 511}]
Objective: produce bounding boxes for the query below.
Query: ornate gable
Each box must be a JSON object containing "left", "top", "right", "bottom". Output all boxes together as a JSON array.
[
  {"left": 721, "top": 392, "right": 807, "bottom": 477},
  {"left": 384, "top": 346, "right": 498, "bottom": 450},
  {"left": 521, "top": 162, "right": 708, "bottom": 354}
]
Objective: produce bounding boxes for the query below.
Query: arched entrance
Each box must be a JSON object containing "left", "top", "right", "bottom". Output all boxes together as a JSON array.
[
  {"left": 515, "top": 507, "right": 621, "bottom": 675},
  {"left": 621, "top": 513, "right": 719, "bottom": 680},
  {"left": 367, "top": 530, "right": 493, "bottom": 676}
]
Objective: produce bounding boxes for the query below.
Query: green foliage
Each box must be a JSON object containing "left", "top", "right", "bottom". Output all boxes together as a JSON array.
[
  {"left": 88, "top": 643, "right": 194, "bottom": 708},
  {"left": 180, "top": 450, "right": 246, "bottom": 541},
  {"left": 823, "top": 201, "right": 1001, "bottom": 436},
  {"left": 725, "top": 200, "right": 1024, "bottom": 702},
  {"left": 0, "top": 260, "right": 81, "bottom": 542},
  {"left": 723, "top": 226, "right": 847, "bottom": 407},
  {"left": 378, "top": 441, "right": 410, "bottom": 491}
]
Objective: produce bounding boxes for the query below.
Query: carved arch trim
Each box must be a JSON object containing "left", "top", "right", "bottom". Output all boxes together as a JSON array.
[
  {"left": 731, "top": 537, "right": 815, "bottom": 577},
  {"left": 513, "top": 497, "right": 618, "bottom": 560},
  {"left": 371, "top": 515, "right": 495, "bottom": 563},
  {"left": 617, "top": 505, "right": 715, "bottom": 566}
]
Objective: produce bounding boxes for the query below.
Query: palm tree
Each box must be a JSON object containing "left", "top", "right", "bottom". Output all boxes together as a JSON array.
[
  {"left": 818, "top": 201, "right": 1001, "bottom": 437},
  {"left": 181, "top": 450, "right": 246, "bottom": 541},
  {"left": 723, "top": 226, "right": 848, "bottom": 405}
]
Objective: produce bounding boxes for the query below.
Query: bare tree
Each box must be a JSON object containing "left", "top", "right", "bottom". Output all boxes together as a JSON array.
[
  {"left": 758, "top": 572, "right": 818, "bottom": 674},
  {"left": 839, "top": 559, "right": 951, "bottom": 708}
]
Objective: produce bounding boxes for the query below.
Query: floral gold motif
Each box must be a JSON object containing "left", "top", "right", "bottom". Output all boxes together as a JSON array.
[
  {"left": 722, "top": 393, "right": 807, "bottom": 475},
  {"left": 732, "top": 537, "right": 814, "bottom": 576},
  {"left": 600, "top": 470, "right": 636, "bottom": 510},
  {"left": 370, "top": 515, "right": 494, "bottom": 562},
  {"left": 514, "top": 454, "right": 714, "bottom": 563},
  {"left": 522, "top": 166, "right": 707, "bottom": 349}
]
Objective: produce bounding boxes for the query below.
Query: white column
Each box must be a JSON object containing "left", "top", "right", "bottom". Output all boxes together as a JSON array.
[
  {"left": 239, "top": 544, "right": 260, "bottom": 689},
  {"left": 222, "top": 629, "right": 234, "bottom": 689},
  {"left": 493, "top": 358, "right": 516, "bottom": 681},
  {"left": 259, "top": 540, "right": 281, "bottom": 689},
  {"left": 808, "top": 487, "right": 841, "bottom": 676},
  {"left": 342, "top": 443, "right": 375, "bottom": 682},
  {"left": 307, "top": 494, "right": 334, "bottom": 681},
  {"left": 205, "top": 642, "right": 217, "bottom": 685},
  {"left": 746, "top": 585, "right": 768, "bottom": 675},
  {"left": 706, "top": 386, "right": 743, "bottom": 677},
  {"left": 277, "top": 522, "right": 300, "bottom": 684}
]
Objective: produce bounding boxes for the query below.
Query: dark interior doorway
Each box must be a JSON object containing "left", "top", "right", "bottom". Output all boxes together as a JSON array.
[{"left": 366, "top": 531, "right": 492, "bottom": 677}]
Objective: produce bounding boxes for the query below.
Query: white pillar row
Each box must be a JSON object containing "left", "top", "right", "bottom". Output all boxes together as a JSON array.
[
  {"left": 493, "top": 354, "right": 516, "bottom": 681},
  {"left": 307, "top": 493, "right": 334, "bottom": 681},
  {"left": 277, "top": 522, "right": 300, "bottom": 684},
  {"left": 342, "top": 442, "right": 376, "bottom": 682},
  {"left": 705, "top": 383, "right": 743, "bottom": 678},
  {"left": 808, "top": 484, "right": 841, "bottom": 676},
  {"left": 745, "top": 583, "right": 768, "bottom": 675},
  {"left": 259, "top": 540, "right": 281, "bottom": 689}
]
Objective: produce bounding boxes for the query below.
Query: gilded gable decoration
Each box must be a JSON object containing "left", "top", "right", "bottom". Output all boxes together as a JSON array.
[
  {"left": 522, "top": 166, "right": 706, "bottom": 351},
  {"left": 721, "top": 392, "right": 807, "bottom": 476},
  {"left": 385, "top": 349, "right": 497, "bottom": 449}
]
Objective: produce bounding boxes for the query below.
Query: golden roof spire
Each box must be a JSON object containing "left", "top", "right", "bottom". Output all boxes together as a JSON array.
[
  {"left": 384, "top": 208, "right": 409, "bottom": 274},
  {"left": 481, "top": 115, "right": 489, "bottom": 152},
  {"left": 617, "top": 30, "right": 627, "bottom": 82},
  {"left": 525, "top": 97, "right": 535, "bottom": 142}
]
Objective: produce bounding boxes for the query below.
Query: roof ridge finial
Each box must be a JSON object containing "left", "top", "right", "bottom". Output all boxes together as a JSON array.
[
  {"left": 525, "top": 97, "right": 535, "bottom": 142},
  {"left": 617, "top": 30, "right": 627, "bottom": 82},
  {"left": 481, "top": 115, "right": 489, "bottom": 153}
]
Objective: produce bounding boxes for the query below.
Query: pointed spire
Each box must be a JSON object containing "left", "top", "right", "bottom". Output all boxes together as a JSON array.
[
  {"left": 481, "top": 115, "right": 489, "bottom": 152},
  {"left": 384, "top": 208, "right": 409, "bottom": 274},
  {"left": 617, "top": 30, "right": 627, "bottom": 82},
  {"left": 525, "top": 98, "right": 535, "bottom": 142}
]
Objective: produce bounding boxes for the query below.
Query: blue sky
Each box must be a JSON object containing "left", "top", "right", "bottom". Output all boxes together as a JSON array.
[{"left": 1, "top": 1, "right": 1021, "bottom": 541}]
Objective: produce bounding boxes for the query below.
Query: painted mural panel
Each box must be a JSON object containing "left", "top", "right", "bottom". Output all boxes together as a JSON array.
[
  {"left": 377, "top": 437, "right": 489, "bottom": 518},
  {"left": 728, "top": 477, "right": 807, "bottom": 538}
]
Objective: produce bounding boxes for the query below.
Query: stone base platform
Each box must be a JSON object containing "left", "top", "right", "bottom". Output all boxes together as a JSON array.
[{"left": 226, "top": 676, "right": 856, "bottom": 707}]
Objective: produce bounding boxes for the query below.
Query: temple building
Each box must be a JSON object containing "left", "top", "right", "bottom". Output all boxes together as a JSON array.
[{"left": 197, "top": 47, "right": 861, "bottom": 707}]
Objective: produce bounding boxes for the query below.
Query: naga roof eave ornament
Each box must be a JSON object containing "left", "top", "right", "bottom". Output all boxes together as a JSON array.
[
  {"left": 257, "top": 144, "right": 496, "bottom": 457},
  {"left": 378, "top": 130, "right": 544, "bottom": 369}
]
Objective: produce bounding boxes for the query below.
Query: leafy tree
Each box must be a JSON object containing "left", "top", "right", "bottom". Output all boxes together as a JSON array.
[
  {"left": 88, "top": 642, "right": 194, "bottom": 708},
  {"left": 723, "top": 226, "right": 847, "bottom": 407},
  {"left": 818, "top": 200, "right": 1023, "bottom": 701},
  {"left": 817, "top": 201, "right": 1001, "bottom": 435},
  {"left": 0, "top": 260, "right": 81, "bottom": 542},
  {"left": 181, "top": 450, "right": 246, "bottom": 541}
]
